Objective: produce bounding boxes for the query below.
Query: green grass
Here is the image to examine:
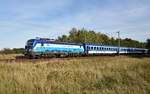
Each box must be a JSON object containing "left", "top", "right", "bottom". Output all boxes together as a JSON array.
[{"left": 0, "top": 56, "right": 150, "bottom": 94}]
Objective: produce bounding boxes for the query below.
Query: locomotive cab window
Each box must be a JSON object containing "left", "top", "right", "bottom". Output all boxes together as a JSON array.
[{"left": 26, "top": 40, "right": 34, "bottom": 46}]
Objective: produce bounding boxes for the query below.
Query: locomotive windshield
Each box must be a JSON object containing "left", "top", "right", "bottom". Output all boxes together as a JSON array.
[
  {"left": 27, "top": 42, "right": 33, "bottom": 46},
  {"left": 26, "top": 40, "right": 34, "bottom": 46}
]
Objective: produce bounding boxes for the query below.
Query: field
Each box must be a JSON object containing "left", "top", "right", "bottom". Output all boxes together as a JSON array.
[
  {"left": 0, "top": 54, "right": 23, "bottom": 60},
  {"left": 0, "top": 54, "right": 150, "bottom": 94}
]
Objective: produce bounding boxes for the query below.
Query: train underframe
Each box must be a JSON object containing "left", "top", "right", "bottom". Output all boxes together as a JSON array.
[
  {"left": 25, "top": 52, "right": 84, "bottom": 59},
  {"left": 25, "top": 51, "right": 146, "bottom": 59}
]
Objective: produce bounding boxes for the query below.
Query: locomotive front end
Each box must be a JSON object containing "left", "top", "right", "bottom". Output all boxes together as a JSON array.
[{"left": 24, "top": 39, "right": 34, "bottom": 57}]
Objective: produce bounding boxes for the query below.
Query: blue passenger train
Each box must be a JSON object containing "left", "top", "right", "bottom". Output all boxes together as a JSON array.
[{"left": 25, "top": 38, "right": 148, "bottom": 58}]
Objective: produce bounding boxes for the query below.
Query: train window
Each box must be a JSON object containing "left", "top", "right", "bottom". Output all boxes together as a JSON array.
[
  {"left": 87, "top": 46, "right": 89, "bottom": 49},
  {"left": 97, "top": 47, "right": 98, "bottom": 50},
  {"left": 104, "top": 48, "right": 106, "bottom": 50},
  {"left": 91, "top": 47, "right": 93, "bottom": 50},
  {"left": 41, "top": 43, "right": 44, "bottom": 46},
  {"left": 94, "top": 47, "right": 96, "bottom": 50}
]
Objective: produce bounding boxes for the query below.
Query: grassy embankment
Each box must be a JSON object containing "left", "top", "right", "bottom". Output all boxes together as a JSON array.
[
  {"left": 0, "top": 54, "right": 23, "bottom": 60},
  {"left": 0, "top": 55, "right": 150, "bottom": 94}
]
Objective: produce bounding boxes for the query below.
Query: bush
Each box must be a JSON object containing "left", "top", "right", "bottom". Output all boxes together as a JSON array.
[{"left": 0, "top": 48, "right": 15, "bottom": 54}]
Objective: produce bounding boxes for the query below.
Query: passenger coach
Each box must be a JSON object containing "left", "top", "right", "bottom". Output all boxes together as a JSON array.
[
  {"left": 84, "top": 43, "right": 148, "bottom": 55},
  {"left": 84, "top": 44, "right": 118, "bottom": 55}
]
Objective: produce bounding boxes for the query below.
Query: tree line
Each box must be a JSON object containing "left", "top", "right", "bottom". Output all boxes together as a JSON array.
[
  {"left": 57, "top": 28, "right": 148, "bottom": 48},
  {"left": 0, "top": 48, "right": 25, "bottom": 54}
]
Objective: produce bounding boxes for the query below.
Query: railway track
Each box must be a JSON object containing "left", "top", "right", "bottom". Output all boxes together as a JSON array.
[{"left": 0, "top": 55, "right": 114, "bottom": 63}]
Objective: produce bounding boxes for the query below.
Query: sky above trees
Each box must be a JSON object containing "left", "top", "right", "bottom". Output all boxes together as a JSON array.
[{"left": 0, "top": 0, "right": 150, "bottom": 49}]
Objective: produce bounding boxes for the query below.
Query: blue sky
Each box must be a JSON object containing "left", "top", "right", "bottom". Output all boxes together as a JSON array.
[{"left": 0, "top": 0, "right": 150, "bottom": 49}]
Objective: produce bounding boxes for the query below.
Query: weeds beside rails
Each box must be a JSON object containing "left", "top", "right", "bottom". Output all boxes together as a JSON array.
[{"left": 0, "top": 55, "right": 150, "bottom": 94}]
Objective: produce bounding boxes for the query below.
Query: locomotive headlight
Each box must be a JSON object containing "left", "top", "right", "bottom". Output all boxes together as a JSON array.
[{"left": 29, "top": 49, "right": 32, "bottom": 51}]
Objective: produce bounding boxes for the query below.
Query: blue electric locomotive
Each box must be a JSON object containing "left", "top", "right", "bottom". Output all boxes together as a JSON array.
[{"left": 25, "top": 38, "right": 84, "bottom": 58}]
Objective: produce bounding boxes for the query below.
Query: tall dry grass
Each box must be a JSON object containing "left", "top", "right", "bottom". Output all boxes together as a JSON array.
[
  {"left": 0, "top": 54, "right": 23, "bottom": 59},
  {"left": 0, "top": 56, "right": 150, "bottom": 94}
]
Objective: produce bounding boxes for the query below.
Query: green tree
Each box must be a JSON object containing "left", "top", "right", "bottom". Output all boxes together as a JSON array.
[
  {"left": 56, "top": 28, "right": 146, "bottom": 48},
  {"left": 68, "top": 28, "right": 78, "bottom": 43},
  {"left": 146, "top": 39, "right": 150, "bottom": 49},
  {"left": 13, "top": 48, "right": 25, "bottom": 54},
  {"left": 1, "top": 48, "right": 15, "bottom": 54},
  {"left": 57, "top": 35, "right": 69, "bottom": 42}
]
